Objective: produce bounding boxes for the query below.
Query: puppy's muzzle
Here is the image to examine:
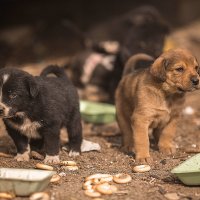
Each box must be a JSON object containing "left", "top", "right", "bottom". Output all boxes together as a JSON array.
[
  {"left": 191, "top": 76, "right": 199, "bottom": 86},
  {"left": 0, "top": 103, "right": 11, "bottom": 118}
]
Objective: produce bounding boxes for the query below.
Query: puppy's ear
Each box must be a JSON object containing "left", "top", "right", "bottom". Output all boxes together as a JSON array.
[
  {"left": 26, "top": 77, "right": 39, "bottom": 98},
  {"left": 150, "top": 57, "right": 169, "bottom": 81}
]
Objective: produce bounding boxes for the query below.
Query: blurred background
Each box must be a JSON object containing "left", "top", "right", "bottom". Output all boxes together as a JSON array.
[
  {"left": 1, "top": 0, "right": 200, "bottom": 65},
  {"left": 1, "top": 0, "right": 200, "bottom": 103}
]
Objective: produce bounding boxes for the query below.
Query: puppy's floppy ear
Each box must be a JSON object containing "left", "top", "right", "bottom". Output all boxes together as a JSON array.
[
  {"left": 150, "top": 57, "right": 169, "bottom": 81},
  {"left": 26, "top": 76, "right": 39, "bottom": 98}
]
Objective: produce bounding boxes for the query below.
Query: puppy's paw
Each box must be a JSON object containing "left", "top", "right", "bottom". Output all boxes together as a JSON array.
[
  {"left": 44, "top": 155, "right": 60, "bottom": 164},
  {"left": 69, "top": 150, "right": 80, "bottom": 157},
  {"left": 159, "top": 145, "right": 176, "bottom": 155},
  {"left": 135, "top": 157, "right": 153, "bottom": 165},
  {"left": 15, "top": 152, "right": 30, "bottom": 162}
]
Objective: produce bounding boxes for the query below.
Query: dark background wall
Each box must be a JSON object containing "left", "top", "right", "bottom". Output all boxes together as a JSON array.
[
  {"left": 0, "top": 0, "right": 200, "bottom": 30},
  {"left": 0, "top": 0, "right": 200, "bottom": 66}
]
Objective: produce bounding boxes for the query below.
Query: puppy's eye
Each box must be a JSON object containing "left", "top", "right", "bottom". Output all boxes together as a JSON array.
[
  {"left": 9, "top": 94, "right": 17, "bottom": 99},
  {"left": 195, "top": 66, "right": 199, "bottom": 71},
  {"left": 175, "top": 67, "right": 184, "bottom": 72}
]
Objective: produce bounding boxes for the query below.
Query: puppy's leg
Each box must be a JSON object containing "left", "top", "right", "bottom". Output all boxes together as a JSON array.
[
  {"left": 116, "top": 100, "right": 133, "bottom": 152},
  {"left": 67, "top": 111, "right": 82, "bottom": 157},
  {"left": 132, "top": 115, "right": 152, "bottom": 164},
  {"left": 30, "top": 138, "right": 44, "bottom": 152},
  {"left": 5, "top": 125, "right": 30, "bottom": 161},
  {"left": 158, "top": 118, "right": 177, "bottom": 155},
  {"left": 117, "top": 110, "right": 133, "bottom": 152},
  {"left": 42, "top": 127, "right": 60, "bottom": 164}
]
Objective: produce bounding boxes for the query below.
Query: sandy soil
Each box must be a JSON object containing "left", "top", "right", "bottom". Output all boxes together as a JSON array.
[{"left": 1, "top": 91, "right": 200, "bottom": 200}]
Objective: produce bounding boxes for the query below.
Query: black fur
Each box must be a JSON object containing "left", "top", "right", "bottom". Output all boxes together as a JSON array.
[
  {"left": 0, "top": 65, "right": 82, "bottom": 162},
  {"left": 66, "top": 6, "right": 169, "bottom": 103}
]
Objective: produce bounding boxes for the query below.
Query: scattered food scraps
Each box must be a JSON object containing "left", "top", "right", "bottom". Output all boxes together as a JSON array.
[
  {"left": 61, "top": 166, "right": 79, "bottom": 171},
  {"left": 133, "top": 165, "right": 151, "bottom": 173},
  {"left": 83, "top": 173, "right": 131, "bottom": 198},
  {"left": 59, "top": 160, "right": 77, "bottom": 166},
  {"left": 35, "top": 163, "right": 54, "bottom": 171},
  {"left": 50, "top": 174, "right": 61, "bottom": 183},
  {"left": 113, "top": 173, "right": 132, "bottom": 184},
  {"left": 0, "top": 152, "right": 13, "bottom": 158},
  {"left": 29, "top": 192, "right": 50, "bottom": 200},
  {"left": 0, "top": 192, "right": 15, "bottom": 199}
]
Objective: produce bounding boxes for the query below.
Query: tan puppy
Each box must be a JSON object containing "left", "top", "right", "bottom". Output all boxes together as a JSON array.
[{"left": 115, "top": 49, "right": 200, "bottom": 163}]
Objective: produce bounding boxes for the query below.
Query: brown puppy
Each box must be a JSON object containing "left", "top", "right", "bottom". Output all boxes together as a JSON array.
[{"left": 115, "top": 48, "right": 200, "bottom": 163}]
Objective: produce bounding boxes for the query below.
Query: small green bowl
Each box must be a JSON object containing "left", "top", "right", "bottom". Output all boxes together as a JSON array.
[
  {"left": 80, "top": 100, "right": 116, "bottom": 124},
  {"left": 171, "top": 153, "right": 200, "bottom": 185}
]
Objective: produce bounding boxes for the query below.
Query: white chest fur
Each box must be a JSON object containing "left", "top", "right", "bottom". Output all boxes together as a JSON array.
[{"left": 6, "top": 113, "right": 41, "bottom": 139}]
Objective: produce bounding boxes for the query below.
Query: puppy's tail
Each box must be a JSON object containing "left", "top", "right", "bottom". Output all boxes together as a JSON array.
[
  {"left": 123, "top": 53, "right": 154, "bottom": 76},
  {"left": 40, "top": 65, "right": 69, "bottom": 81}
]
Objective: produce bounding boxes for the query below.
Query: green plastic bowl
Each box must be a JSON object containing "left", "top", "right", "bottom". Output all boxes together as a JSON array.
[
  {"left": 80, "top": 100, "right": 116, "bottom": 124},
  {"left": 0, "top": 168, "right": 56, "bottom": 196},
  {"left": 171, "top": 153, "right": 200, "bottom": 185}
]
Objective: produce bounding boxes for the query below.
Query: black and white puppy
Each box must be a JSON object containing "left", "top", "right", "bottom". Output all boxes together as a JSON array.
[
  {"left": 0, "top": 65, "right": 82, "bottom": 163},
  {"left": 66, "top": 6, "right": 169, "bottom": 103}
]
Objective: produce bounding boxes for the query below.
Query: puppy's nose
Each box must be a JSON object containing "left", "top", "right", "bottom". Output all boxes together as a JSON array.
[{"left": 191, "top": 77, "right": 199, "bottom": 86}]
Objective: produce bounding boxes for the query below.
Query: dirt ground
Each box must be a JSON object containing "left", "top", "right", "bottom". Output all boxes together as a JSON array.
[{"left": 1, "top": 90, "right": 200, "bottom": 200}]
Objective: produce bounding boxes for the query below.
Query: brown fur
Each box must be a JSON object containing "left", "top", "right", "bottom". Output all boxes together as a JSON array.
[{"left": 115, "top": 48, "right": 200, "bottom": 163}]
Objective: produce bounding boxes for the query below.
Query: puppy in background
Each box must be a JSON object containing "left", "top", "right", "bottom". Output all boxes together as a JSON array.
[
  {"left": 66, "top": 6, "right": 169, "bottom": 103},
  {"left": 115, "top": 49, "right": 200, "bottom": 163},
  {"left": 0, "top": 65, "right": 82, "bottom": 163}
]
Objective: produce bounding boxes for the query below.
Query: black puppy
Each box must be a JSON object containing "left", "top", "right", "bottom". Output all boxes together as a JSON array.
[
  {"left": 66, "top": 6, "right": 169, "bottom": 103},
  {"left": 0, "top": 65, "right": 82, "bottom": 163}
]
